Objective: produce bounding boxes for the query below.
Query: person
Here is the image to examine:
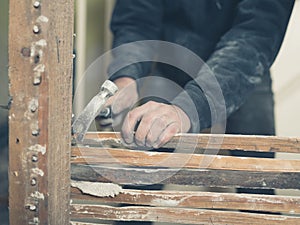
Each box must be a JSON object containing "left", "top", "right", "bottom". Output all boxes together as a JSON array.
[
  {"left": 97, "top": 2, "right": 294, "bottom": 224},
  {"left": 98, "top": 0, "right": 294, "bottom": 151}
]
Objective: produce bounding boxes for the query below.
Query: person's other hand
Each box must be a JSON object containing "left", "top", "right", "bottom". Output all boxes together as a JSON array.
[
  {"left": 96, "top": 77, "right": 138, "bottom": 127},
  {"left": 122, "top": 101, "right": 191, "bottom": 149}
]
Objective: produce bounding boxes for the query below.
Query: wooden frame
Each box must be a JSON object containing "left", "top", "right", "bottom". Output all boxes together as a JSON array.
[
  {"left": 8, "top": 1, "right": 300, "bottom": 224},
  {"left": 8, "top": 0, "right": 74, "bottom": 224}
]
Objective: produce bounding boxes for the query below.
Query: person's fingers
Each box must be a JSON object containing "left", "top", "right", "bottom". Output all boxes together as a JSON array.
[
  {"left": 153, "top": 122, "right": 180, "bottom": 148},
  {"left": 144, "top": 115, "right": 172, "bottom": 148},
  {"left": 121, "top": 102, "right": 191, "bottom": 148},
  {"left": 122, "top": 101, "right": 160, "bottom": 144},
  {"left": 121, "top": 106, "right": 146, "bottom": 144},
  {"left": 134, "top": 114, "right": 164, "bottom": 146}
]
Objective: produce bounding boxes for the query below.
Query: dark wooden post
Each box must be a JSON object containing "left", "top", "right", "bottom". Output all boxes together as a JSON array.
[{"left": 8, "top": 0, "right": 74, "bottom": 224}]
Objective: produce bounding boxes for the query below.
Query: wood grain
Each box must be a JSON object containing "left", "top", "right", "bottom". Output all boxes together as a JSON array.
[
  {"left": 71, "top": 187, "right": 300, "bottom": 214},
  {"left": 8, "top": 0, "right": 74, "bottom": 224},
  {"left": 83, "top": 132, "right": 300, "bottom": 153},
  {"left": 70, "top": 204, "right": 300, "bottom": 224},
  {"left": 71, "top": 164, "right": 300, "bottom": 189},
  {"left": 71, "top": 147, "right": 300, "bottom": 172}
]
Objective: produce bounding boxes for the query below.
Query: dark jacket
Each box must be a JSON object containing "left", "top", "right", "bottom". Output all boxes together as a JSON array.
[{"left": 109, "top": 0, "right": 294, "bottom": 132}]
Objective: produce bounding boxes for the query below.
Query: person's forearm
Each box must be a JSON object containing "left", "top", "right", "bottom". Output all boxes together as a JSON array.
[{"left": 174, "top": 0, "right": 294, "bottom": 132}]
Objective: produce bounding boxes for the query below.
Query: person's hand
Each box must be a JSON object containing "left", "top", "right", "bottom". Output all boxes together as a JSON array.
[
  {"left": 96, "top": 77, "right": 138, "bottom": 127},
  {"left": 122, "top": 101, "right": 191, "bottom": 149}
]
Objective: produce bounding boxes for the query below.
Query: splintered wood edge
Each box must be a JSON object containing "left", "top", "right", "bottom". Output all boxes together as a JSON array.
[
  {"left": 84, "top": 132, "right": 300, "bottom": 154},
  {"left": 71, "top": 187, "right": 300, "bottom": 214}
]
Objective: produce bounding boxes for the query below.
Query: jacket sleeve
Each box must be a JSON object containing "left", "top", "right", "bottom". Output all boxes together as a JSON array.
[
  {"left": 172, "top": 0, "right": 294, "bottom": 132},
  {"left": 108, "top": 0, "right": 163, "bottom": 81}
]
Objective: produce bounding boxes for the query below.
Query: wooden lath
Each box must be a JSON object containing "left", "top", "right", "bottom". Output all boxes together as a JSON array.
[
  {"left": 70, "top": 132, "right": 300, "bottom": 224},
  {"left": 71, "top": 187, "right": 300, "bottom": 214},
  {"left": 84, "top": 132, "right": 300, "bottom": 153}
]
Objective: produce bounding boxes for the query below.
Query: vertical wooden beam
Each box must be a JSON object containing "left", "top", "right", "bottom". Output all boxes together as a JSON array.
[{"left": 8, "top": 0, "right": 74, "bottom": 224}]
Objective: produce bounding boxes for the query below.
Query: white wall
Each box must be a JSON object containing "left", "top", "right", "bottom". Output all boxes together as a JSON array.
[{"left": 272, "top": 0, "right": 300, "bottom": 138}]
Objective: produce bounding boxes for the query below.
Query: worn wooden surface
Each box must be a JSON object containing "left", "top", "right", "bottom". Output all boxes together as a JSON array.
[
  {"left": 71, "top": 164, "right": 300, "bottom": 189},
  {"left": 71, "top": 222, "right": 112, "bottom": 225},
  {"left": 70, "top": 132, "right": 300, "bottom": 223},
  {"left": 71, "top": 187, "right": 300, "bottom": 214},
  {"left": 70, "top": 204, "right": 300, "bottom": 225},
  {"left": 72, "top": 147, "right": 300, "bottom": 172},
  {"left": 84, "top": 132, "right": 300, "bottom": 153},
  {"left": 8, "top": 0, "right": 74, "bottom": 224}
]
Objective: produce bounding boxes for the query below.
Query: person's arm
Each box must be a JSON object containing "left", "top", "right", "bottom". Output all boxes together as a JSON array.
[
  {"left": 108, "top": 0, "right": 163, "bottom": 81},
  {"left": 98, "top": 0, "right": 164, "bottom": 130},
  {"left": 172, "top": 0, "right": 295, "bottom": 132}
]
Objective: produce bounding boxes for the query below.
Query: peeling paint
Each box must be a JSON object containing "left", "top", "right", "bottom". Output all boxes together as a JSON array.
[
  {"left": 28, "top": 99, "right": 38, "bottom": 112},
  {"left": 33, "top": 64, "right": 45, "bottom": 85},
  {"left": 33, "top": 64, "right": 45, "bottom": 73},
  {"left": 30, "top": 121, "right": 39, "bottom": 135},
  {"left": 31, "top": 168, "right": 44, "bottom": 177},
  {"left": 28, "top": 144, "right": 46, "bottom": 155},
  {"left": 35, "top": 39, "right": 47, "bottom": 47},
  {"left": 36, "top": 15, "right": 49, "bottom": 23},
  {"left": 151, "top": 198, "right": 180, "bottom": 207},
  {"left": 71, "top": 181, "right": 123, "bottom": 197},
  {"left": 31, "top": 191, "right": 45, "bottom": 200}
]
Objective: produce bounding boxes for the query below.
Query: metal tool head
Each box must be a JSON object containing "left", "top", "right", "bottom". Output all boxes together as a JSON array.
[{"left": 72, "top": 80, "right": 118, "bottom": 143}]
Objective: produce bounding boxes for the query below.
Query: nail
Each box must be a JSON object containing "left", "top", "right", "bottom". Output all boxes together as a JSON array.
[
  {"left": 33, "top": 1, "right": 40, "bottom": 8},
  {"left": 32, "top": 155, "right": 38, "bottom": 162},
  {"left": 32, "top": 129, "right": 40, "bottom": 136},
  {"left": 31, "top": 178, "right": 37, "bottom": 186},
  {"left": 33, "top": 25, "right": 40, "bottom": 34}
]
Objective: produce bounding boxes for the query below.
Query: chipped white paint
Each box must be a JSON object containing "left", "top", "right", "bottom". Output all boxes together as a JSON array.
[
  {"left": 33, "top": 64, "right": 45, "bottom": 84},
  {"left": 71, "top": 181, "right": 123, "bottom": 197},
  {"left": 28, "top": 144, "right": 46, "bottom": 155},
  {"left": 31, "top": 168, "right": 44, "bottom": 177},
  {"left": 28, "top": 98, "right": 38, "bottom": 112},
  {"left": 31, "top": 191, "right": 45, "bottom": 200},
  {"left": 72, "top": 204, "right": 84, "bottom": 211},
  {"left": 34, "top": 64, "right": 45, "bottom": 74},
  {"left": 35, "top": 39, "right": 47, "bottom": 47},
  {"left": 30, "top": 121, "right": 39, "bottom": 134},
  {"left": 36, "top": 15, "right": 49, "bottom": 23},
  {"left": 30, "top": 39, "right": 47, "bottom": 59},
  {"left": 151, "top": 198, "right": 181, "bottom": 207},
  {"left": 33, "top": 217, "right": 39, "bottom": 224},
  {"left": 24, "top": 110, "right": 32, "bottom": 120}
]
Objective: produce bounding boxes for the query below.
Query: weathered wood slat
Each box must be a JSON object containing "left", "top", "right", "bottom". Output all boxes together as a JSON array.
[
  {"left": 71, "top": 147, "right": 300, "bottom": 172},
  {"left": 8, "top": 0, "right": 73, "bottom": 224},
  {"left": 70, "top": 222, "right": 111, "bottom": 225},
  {"left": 70, "top": 204, "right": 300, "bottom": 225},
  {"left": 84, "top": 132, "right": 300, "bottom": 153},
  {"left": 71, "top": 187, "right": 300, "bottom": 214},
  {"left": 71, "top": 164, "right": 300, "bottom": 189}
]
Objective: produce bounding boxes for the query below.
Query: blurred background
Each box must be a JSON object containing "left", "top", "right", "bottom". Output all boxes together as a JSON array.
[{"left": 0, "top": 1, "right": 300, "bottom": 224}]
